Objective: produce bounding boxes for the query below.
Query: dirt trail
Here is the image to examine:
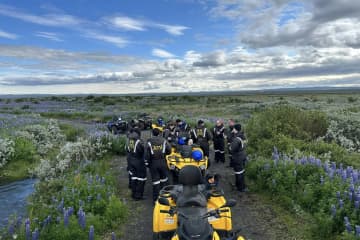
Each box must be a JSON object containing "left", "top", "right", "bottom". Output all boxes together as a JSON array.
[{"left": 111, "top": 132, "right": 296, "bottom": 240}]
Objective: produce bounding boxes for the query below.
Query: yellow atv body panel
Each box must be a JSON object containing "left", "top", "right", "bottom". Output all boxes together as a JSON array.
[
  {"left": 151, "top": 123, "right": 165, "bottom": 132},
  {"left": 153, "top": 194, "right": 177, "bottom": 233},
  {"left": 171, "top": 231, "right": 220, "bottom": 240},
  {"left": 153, "top": 192, "right": 232, "bottom": 233},
  {"left": 166, "top": 147, "right": 208, "bottom": 172}
]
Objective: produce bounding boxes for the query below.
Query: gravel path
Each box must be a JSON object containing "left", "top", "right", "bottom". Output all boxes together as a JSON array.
[{"left": 111, "top": 132, "right": 297, "bottom": 240}]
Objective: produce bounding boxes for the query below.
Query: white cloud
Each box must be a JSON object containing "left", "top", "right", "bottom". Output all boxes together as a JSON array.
[
  {"left": 156, "top": 24, "right": 189, "bottom": 36},
  {"left": 108, "top": 16, "right": 146, "bottom": 31},
  {"left": 152, "top": 48, "right": 176, "bottom": 58},
  {"left": 0, "top": 4, "right": 82, "bottom": 27},
  {"left": 0, "top": 29, "right": 17, "bottom": 39},
  {"left": 35, "top": 32, "right": 63, "bottom": 42},
  {"left": 105, "top": 16, "right": 189, "bottom": 36},
  {"left": 85, "top": 32, "right": 129, "bottom": 48}
]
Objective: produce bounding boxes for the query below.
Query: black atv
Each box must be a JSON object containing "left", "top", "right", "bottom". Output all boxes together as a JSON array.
[
  {"left": 130, "top": 113, "right": 152, "bottom": 130},
  {"left": 107, "top": 116, "right": 128, "bottom": 134}
]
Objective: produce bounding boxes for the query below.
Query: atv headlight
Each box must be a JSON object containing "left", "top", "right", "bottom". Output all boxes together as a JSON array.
[{"left": 199, "top": 164, "right": 206, "bottom": 170}]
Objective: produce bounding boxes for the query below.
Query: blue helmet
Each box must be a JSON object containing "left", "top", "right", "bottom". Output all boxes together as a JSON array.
[
  {"left": 158, "top": 117, "right": 164, "bottom": 126},
  {"left": 192, "top": 150, "right": 203, "bottom": 161},
  {"left": 178, "top": 137, "right": 186, "bottom": 145}
]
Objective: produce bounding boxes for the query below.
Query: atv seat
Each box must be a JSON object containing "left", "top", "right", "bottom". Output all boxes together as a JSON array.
[
  {"left": 176, "top": 144, "right": 192, "bottom": 158},
  {"left": 176, "top": 166, "right": 207, "bottom": 208}
]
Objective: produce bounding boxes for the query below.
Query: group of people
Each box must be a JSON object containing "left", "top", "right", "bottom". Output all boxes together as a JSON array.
[{"left": 125, "top": 117, "right": 248, "bottom": 203}]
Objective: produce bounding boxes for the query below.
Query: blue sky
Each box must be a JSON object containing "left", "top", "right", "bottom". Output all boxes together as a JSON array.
[{"left": 1, "top": 0, "right": 360, "bottom": 94}]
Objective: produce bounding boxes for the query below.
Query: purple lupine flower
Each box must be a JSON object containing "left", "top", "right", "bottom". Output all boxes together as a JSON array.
[
  {"left": 355, "top": 201, "right": 359, "bottom": 209},
  {"left": 339, "top": 199, "right": 344, "bottom": 209},
  {"left": 32, "top": 228, "right": 39, "bottom": 240},
  {"left": 95, "top": 175, "right": 100, "bottom": 182},
  {"left": 111, "top": 232, "right": 116, "bottom": 240},
  {"left": 346, "top": 223, "right": 353, "bottom": 233},
  {"left": 356, "top": 194, "right": 360, "bottom": 202},
  {"left": 57, "top": 198, "right": 64, "bottom": 212},
  {"left": 350, "top": 184, "right": 355, "bottom": 193},
  {"left": 353, "top": 171, "right": 359, "bottom": 183},
  {"left": 331, "top": 162, "right": 336, "bottom": 170},
  {"left": 355, "top": 225, "right": 360, "bottom": 237},
  {"left": 78, "top": 208, "right": 86, "bottom": 229},
  {"left": 101, "top": 177, "right": 105, "bottom": 184},
  {"left": 344, "top": 216, "right": 350, "bottom": 224},
  {"left": 25, "top": 220, "right": 31, "bottom": 240},
  {"left": 64, "top": 210, "right": 69, "bottom": 227},
  {"left": 89, "top": 225, "right": 94, "bottom": 240},
  {"left": 8, "top": 224, "right": 14, "bottom": 236},
  {"left": 342, "top": 170, "right": 347, "bottom": 181},
  {"left": 16, "top": 216, "right": 23, "bottom": 227},
  {"left": 68, "top": 207, "right": 74, "bottom": 216},
  {"left": 331, "top": 204, "right": 336, "bottom": 217}
]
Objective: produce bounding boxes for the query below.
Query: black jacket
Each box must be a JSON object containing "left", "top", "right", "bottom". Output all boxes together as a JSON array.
[{"left": 145, "top": 136, "right": 171, "bottom": 166}]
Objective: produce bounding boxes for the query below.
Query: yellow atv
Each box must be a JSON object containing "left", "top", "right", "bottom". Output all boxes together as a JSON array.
[
  {"left": 153, "top": 166, "right": 245, "bottom": 240},
  {"left": 152, "top": 123, "right": 165, "bottom": 132},
  {"left": 166, "top": 145, "right": 208, "bottom": 184}
]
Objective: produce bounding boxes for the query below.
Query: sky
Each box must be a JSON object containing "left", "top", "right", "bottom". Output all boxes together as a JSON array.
[{"left": 0, "top": 0, "right": 360, "bottom": 94}]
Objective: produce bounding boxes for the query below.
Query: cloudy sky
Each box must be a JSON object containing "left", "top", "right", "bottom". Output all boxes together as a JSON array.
[{"left": 0, "top": 0, "right": 360, "bottom": 94}]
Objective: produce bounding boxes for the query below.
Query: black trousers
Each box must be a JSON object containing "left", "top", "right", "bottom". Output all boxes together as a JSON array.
[
  {"left": 233, "top": 159, "right": 245, "bottom": 191},
  {"left": 128, "top": 160, "right": 147, "bottom": 199},
  {"left": 214, "top": 138, "right": 225, "bottom": 163},
  {"left": 149, "top": 162, "right": 169, "bottom": 202}
]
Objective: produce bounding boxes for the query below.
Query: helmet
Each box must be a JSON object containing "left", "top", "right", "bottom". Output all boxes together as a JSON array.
[
  {"left": 178, "top": 137, "right": 186, "bottom": 145},
  {"left": 157, "top": 117, "right": 164, "bottom": 126},
  {"left": 192, "top": 150, "right": 203, "bottom": 161}
]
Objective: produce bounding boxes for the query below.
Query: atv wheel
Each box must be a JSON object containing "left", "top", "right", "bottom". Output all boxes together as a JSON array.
[
  {"left": 111, "top": 126, "right": 117, "bottom": 134},
  {"left": 152, "top": 233, "right": 161, "bottom": 240}
]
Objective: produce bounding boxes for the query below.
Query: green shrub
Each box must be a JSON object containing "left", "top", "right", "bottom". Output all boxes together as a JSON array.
[
  {"left": 11, "top": 137, "right": 38, "bottom": 163},
  {"left": 59, "top": 123, "right": 85, "bottom": 142},
  {"left": 246, "top": 106, "right": 328, "bottom": 156}
]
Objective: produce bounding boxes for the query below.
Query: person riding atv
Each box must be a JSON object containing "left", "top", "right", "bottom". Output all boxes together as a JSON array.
[
  {"left": 152, "top": 116, "right": 166, "bottom": 133},
  {"left": 153, "top": 165, "right": 244, "bottom": 240},
  {"left": 166, "top": 137, "right": 208, "bottom": 184}
]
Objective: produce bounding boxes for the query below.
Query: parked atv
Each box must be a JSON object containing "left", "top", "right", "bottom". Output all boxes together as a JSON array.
[
  {"left": 129, "top": 113, "right": 153, "bottom": 130},
  {"left": 107, "top": 116, "right": 128, "bottom": 134},
  {"left": 153, "top": 166, "right": 244, "bottom": 240},
  {"left": 166, "top": 143, "right": 208, "bottom": 184},
  {"left": 138, "top": 113, "right": 153, "bottom": 130}
]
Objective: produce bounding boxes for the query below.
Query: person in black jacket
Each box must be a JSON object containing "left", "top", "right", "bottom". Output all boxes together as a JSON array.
[
  {"left": 126, "top": 128, "right": 146, "bottom": 200},
  {"left": 225, "top": 119, "right": 235, "bottom": 168},
  {"left": 145, "top": 128, "right": 172, "bottom": 202},
  {"left": 229, "top": 123, "right": 247, "bottom": 192},
  {"left": 212, "top": 119, "right": 226, "bottom": 163},
  {"left": 190, "top": 119, "right": 212, "bottom": 166},
  {"left": 163, "top": 120, "right": 177, "bottom": 145}
]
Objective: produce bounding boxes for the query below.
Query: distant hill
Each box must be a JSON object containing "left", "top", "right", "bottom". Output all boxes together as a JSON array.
[{"left": 0, "top": 86, "right": 359, "bottom": 98}]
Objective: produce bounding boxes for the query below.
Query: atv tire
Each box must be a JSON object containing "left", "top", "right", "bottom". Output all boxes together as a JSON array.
[
  {"left": 153, "top": 233, "right": 161, "bottom": 240},
  {"left": 111, "top": 126, "right": 117, "bottom": 134}
]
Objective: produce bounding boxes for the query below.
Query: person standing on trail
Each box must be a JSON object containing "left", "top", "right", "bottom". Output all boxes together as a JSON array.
[
  {"left": 126, "top": 128, "right": 146, "bottom": 200},
  {"left": 212, "top": 119, "right": 226, "bottom": 164},
  {"left": 225, "top": 119, "right": 235, "bottom": 168},
  {"left": 163, "top": 120, "right": 177, "bottom": 145},
  {"left": 145, "top": 128, "right": 171, "bottom": 203},
  {"left": 229, "top": 124, "right": 248, "bottom": 192},
  {"left": 190, "top": 119, "right": 212, "bottom": 166}
]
